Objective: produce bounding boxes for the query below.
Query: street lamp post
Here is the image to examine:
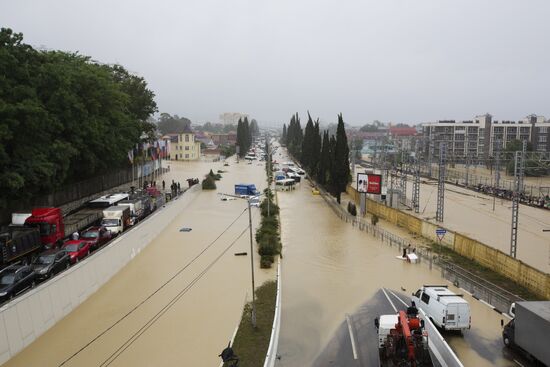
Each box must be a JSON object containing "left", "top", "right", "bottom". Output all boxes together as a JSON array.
[
  {"left": 219, "top": 191, "right": 262, "bottom": 328},
  {"left": 247, "top": 198, "right": 257, "bottom": 328}
]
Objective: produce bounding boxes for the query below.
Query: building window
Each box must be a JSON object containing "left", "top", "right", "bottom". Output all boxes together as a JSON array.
[
  {"left": 539, "top": 135, "right": 547, "bottom": 143},
  {"left": 539, "top": 127, "right": 548, "bottom": 134},
  {"left": 520, "top": 127, "right": 530, "bottom": 134},
  {"left": 185, "top": 135, "right": 190, "bottom": 142},
  {"left": 185, "top": 146, "right": 189, "bottom": 150},
  {"left": 185, "top": 154, "right": 189, "bottom": 159}
]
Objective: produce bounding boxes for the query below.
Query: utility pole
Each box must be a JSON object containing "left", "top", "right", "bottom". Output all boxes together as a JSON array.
[
  {"left": 351, "top": 139, "right": 355, "bottom": 177},
  {"left": 400, "top": 166, "right": 407, "bottom": 206},
  {"left": 247, "top": 198, "right": 257, "bottom": 327},
  {"left": 436, "top": 143, "right": 446, "bottom": 222},
  {"left": 465, "top": 153, "right": 470, "bottom": 187},
  {"left": 389, "top": 170, "right": 394, "bottom": 208},
  {"left": 428, "top": 140, "right": 434, "bottom": 178},
  {"left": 493, "top": 140, "right": 501, "bottom": 211},
  {"left": 510, "top": 140, "right": 527, "bottom": 258}
]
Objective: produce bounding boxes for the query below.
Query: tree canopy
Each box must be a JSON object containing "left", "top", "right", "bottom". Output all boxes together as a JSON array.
[
  {"left": 156, "top": 113, "right": 191, "bottom": 135},
  {"left": 0, "top": 28, "right": 158, "bottom": 207}
]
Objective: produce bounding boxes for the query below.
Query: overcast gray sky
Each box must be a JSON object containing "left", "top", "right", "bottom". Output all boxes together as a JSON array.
[{"left": 2, "top": 0, "right": 549, "bottom": 126}]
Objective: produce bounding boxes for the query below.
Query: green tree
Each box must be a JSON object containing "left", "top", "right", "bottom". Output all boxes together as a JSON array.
[
  {"left": 317, "top": 130, "right": 330, "bottom": 185},
  {"left": 282, "top": 124, "right": 287, "bottom": 145},
  {"left": 301, "top": 112, "right": 315, "bottom": 170},
  {"left": 157, "top": 113, "right": 191, "bottom": 135},
  {"left": 250, "top": 118, "right": 259, "bottom": 137},
  {"left": 0, "top": 28, "right": 157, "bottom": 208},
  {"left": 331, "top": 114, "right": 350, "bottom": 203}
]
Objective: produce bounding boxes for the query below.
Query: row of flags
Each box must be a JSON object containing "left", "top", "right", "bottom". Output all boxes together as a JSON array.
[{"left": 128, "top": 141, "right": 168, "bottom": 164}]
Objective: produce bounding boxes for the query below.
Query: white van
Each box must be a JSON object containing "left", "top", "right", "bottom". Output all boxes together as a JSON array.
[{"left": 412, "top": 285, "right": 470, "bottom": 331}]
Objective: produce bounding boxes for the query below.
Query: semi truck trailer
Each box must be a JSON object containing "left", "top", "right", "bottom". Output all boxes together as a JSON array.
[{"left": 503, "top": 301, "right": 550, "bottom": 366}]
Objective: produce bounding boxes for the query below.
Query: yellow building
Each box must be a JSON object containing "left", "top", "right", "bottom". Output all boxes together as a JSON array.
[{"left": 174, "top": 128, "right": 201, "bottom": 160}]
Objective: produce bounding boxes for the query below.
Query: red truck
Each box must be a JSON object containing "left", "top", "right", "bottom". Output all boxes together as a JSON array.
[{"left": 24, "top": 208, "right": 102, "bottom": 248}]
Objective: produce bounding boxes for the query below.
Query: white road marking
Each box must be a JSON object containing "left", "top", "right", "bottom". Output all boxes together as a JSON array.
[
  {"left": 386, "top": 289, "right": 408, "bottom": 308},
  {"left": 381, "top": 288, "right": 397, "bottom": 312},
  {"left": 345, "top": 314, "right": 358, "bottom": 360}
]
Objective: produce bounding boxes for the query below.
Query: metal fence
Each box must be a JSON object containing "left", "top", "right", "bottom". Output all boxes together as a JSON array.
[
  {"left": 317, "top": 185, "right": 524, "bottom": 315},
  {"left": 440, "top": 260, "right": 523, "bottom": 315}
]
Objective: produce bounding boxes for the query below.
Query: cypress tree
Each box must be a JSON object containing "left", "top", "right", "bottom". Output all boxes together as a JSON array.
[
  {"left": 237, "top": 118, "right": 245, "bottom": 157},
  {"left": 332, "top": 113, "right": 350, "bottom": 203},
  {"left": 301, "top": 112, "right": 315, "bottom": 170},
  {"left": 282, "top": 124, "right": 287, "bottom": 145},
  {"left": 318, "top": 130, "right": 330, "bottom": 185},
  {"left": 311, "top": 119, "right": 321, "bottom": 178}
]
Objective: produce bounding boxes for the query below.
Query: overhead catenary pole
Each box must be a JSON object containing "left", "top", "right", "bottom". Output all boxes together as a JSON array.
[
  {"left": 493, "top": 140, "right": 501, "bottom": 211},
  {"left": 510, "top": 140, "right": 527, "bottom": 258},
  {"left": 436, "top": 143, "right": 446, "bottom": 222}
]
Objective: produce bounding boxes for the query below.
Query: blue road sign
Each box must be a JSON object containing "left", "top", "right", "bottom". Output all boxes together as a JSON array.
[{"left": 436, "top": 228, "right": 446, "bottom": 235}]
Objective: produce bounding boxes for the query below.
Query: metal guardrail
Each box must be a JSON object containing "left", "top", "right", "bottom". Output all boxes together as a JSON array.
[
  {"left": 263, "top": 260, "right": 282, "bottom": 367},
  {"left": 420, "top": 309, "right": 464, "bottom": 367},
  {"left": 316, "top": 183, "right": 525, "bottom": 315},
  {"left": 440, "top": 260, "right": 524, "bottom": 315}
]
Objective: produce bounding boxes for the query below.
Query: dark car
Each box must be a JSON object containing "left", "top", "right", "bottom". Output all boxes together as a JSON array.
[
  {"left": 80, "top": 226, "right": 112, "bottom": 251},
  {"left": 0, "top": 265, "right": 36, "bottom": 303},
  {"left": 62, "top": 240, "right": 92, "bottom": 264},
  {"left": 31, "top": 249, "right": 71, "bottom": 281}
]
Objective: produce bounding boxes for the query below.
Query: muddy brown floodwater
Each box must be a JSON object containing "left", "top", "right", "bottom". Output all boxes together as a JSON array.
[
  {"left": 274, "top": 151, "right": 516, "bottom": 367},
  {"left": 3, "top": 159, "right": 275, "bottom": 367}
]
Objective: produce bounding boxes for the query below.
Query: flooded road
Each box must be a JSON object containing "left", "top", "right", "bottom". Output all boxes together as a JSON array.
[
  {"left": 3, "top": 159, "right": 275, "bottom": 367},
  {"left": 275, "top": 160, "right": 517, "bottom": 367}
]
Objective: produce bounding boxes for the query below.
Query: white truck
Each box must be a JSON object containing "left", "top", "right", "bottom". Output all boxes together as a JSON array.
[
  {"left": 412, "top": 285, "right": 471, "bottom": 331},
  {"left": 100, "top": 206, "right": 130, "bottom": 235},
  {"left": 118, "top": 199, "right": 143, "bottom": 226}
]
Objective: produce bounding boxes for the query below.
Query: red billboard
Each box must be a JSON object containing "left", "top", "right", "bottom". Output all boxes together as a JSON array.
[{"left": 357, "top": 173, "right": 382, "bottom": 194}]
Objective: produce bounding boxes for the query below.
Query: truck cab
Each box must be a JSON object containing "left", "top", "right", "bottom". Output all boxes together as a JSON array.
[
  {"left": 101, "top": 206, "right": 130, "bottom": 235},
  {"left": 24, "top": 208, "right": 64, "bottom": 248},
  {"left": 412, "top": 285, "right": 471, "bottom": 331}
]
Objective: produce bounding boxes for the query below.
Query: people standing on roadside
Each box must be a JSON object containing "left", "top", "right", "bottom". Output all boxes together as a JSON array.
[
  {"left": 162, "top": 180, "right": 166, "bottom": 190},
  {"left": 177, "top": 182, "right": 181, "bottom": 194}
]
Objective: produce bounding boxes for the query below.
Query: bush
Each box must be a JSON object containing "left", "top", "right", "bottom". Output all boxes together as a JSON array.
[
  {"left": 260, "top": 255, "right": 274, "bottom": 268},
  {"left": 260, "top": 199, "right": 279, "bottom": 217},
  {"left": 202, "top": 176, "right": 216, "bottom": 190},
  {"left": 371, "top": 214, "right": 379, "bottom": 226},
  {"left": 208, "top": 169, "right": 222, "bottom": 180}
]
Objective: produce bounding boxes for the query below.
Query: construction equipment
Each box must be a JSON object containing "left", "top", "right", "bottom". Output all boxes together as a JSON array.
[{"left": 375, "top": 310, "right": 432, "bottom": 366}]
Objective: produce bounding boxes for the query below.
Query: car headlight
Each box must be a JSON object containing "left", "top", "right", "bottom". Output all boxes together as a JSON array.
[
  {"left": 0, "top": 292, "right": 7, "bottom": 297},
  {"left": 39, "top": 268, "right": 48, "bottom": 274}
]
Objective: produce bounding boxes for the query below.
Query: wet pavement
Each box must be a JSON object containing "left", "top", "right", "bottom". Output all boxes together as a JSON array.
[
  {"left": 2, "top": 159, "right": 275, "bottom": 367},
  {"left": 274, "top": 152, "right": 522, "bottom": 367}
]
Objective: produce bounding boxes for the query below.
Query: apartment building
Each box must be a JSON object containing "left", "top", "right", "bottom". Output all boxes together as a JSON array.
[
  {"left": 173, "top": 127, "right": 202, "bottom": 160},
  {"left": 422, "top": 114, "right": 550, "bottom": 158}
]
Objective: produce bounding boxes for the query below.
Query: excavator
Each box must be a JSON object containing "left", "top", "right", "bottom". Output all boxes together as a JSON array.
[{"left": 375, "top": 309, "right": 432, "bottom": 366}]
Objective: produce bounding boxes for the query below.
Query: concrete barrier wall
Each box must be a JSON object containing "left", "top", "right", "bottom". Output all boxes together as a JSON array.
[
  {"left": 0, "top": 186, "right": 200, "bottom": 365},
  {"left": 263, "top": 260, "right": 282, "bottom": 367},
  {"left": 347, "top": 185, "right": 550, "bottom": 300}
]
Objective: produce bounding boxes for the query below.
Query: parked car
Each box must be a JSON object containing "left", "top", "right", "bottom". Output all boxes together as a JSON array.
[
  {"left": 31, "top": 249, "right": 71, "bottom": 281},
  {"left": 80, "top": 226, "right": 112, "bottom": 251},
  {"left": 62, "top": 240, "right": 92, "bottom": 264},
  {"left": 0, "top": 265, "right": 36, "bottom": 303}
]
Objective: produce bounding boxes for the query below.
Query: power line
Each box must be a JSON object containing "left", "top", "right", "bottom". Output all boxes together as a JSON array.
[
  {"left": 100, "top": 224, "right": 251, "bottom": 367},
  {"left": 58, "top": 208, "right": 248, "bottom": 366}
]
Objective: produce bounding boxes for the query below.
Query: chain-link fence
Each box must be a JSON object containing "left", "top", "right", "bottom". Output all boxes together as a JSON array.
[{"left": 317, "top": 184, "right": 525, "bottom": 314}]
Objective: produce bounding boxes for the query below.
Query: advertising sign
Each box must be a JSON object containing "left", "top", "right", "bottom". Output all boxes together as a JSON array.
[{"left": 357, "top": 173, "right": 382, "bottom": 194}]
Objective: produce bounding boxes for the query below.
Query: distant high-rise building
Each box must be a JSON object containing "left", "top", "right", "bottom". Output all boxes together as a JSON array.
[
  {"left": 422, "top": 114, "right": 549, "bottom": 158},
  {"left": 219, "top": 112, "right": 249, "bottom": 125}
]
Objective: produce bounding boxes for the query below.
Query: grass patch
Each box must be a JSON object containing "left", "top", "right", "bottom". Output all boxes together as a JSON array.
[
  {"left": 223, "top": 281, "right": 277, "bottom": 367},
  {"left": 426, "top": 242, "right": 540, "bottom": 300}
]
